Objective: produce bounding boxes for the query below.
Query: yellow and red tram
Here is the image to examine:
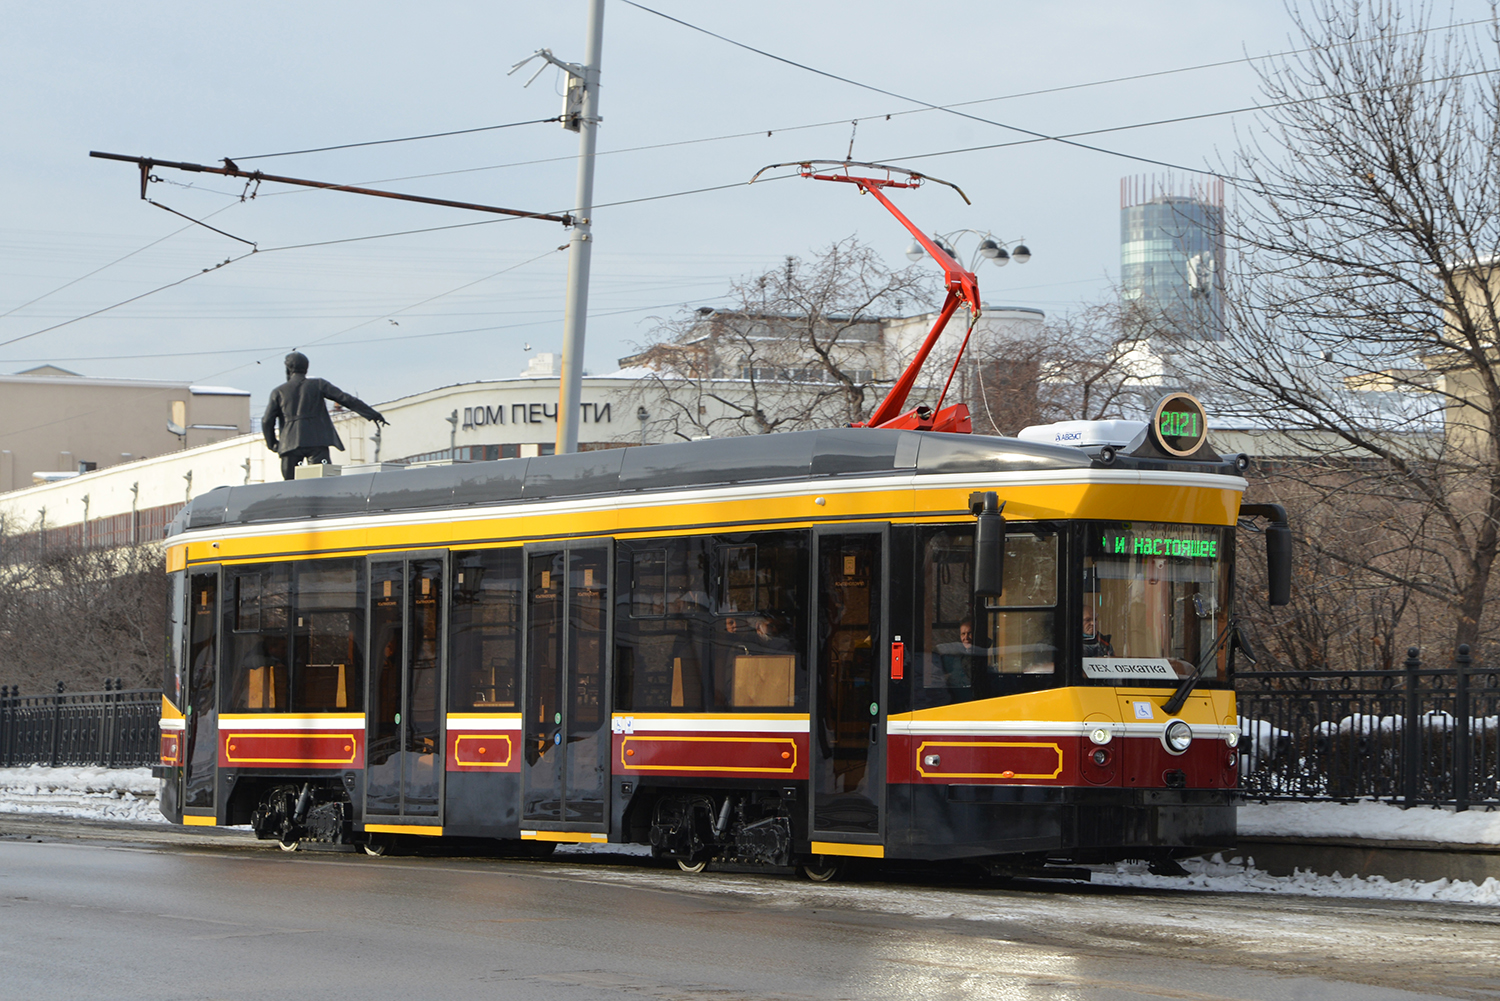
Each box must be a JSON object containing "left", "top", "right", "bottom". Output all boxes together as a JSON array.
[{"left": 157, "top": 415, "right": 1281, "bottom": 877}]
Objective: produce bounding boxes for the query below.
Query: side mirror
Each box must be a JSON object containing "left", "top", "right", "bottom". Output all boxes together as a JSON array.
[
  {"left": 1265, "top": 521, "right": 1291, "bottom": 607},
  {"left": 1232, "top": 622, "right": 1258, "bottom": 666},
  {"left": 970, "top": 491, "right": 1006, "bottom": 598},
  {"left": 1240, "top": 503, "right": 1292, "bottom": 607}
]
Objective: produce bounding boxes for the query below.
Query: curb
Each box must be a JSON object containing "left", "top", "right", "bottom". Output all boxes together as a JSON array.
[{"left": 1237, "top": 836, "right": 1500, "bottom": 884}]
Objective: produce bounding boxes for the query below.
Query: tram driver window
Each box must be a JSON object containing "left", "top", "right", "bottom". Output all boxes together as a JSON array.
[
  {"left": 915, "top": 527, "right": 1058, "bottom": 709},
  {"left": 448, "top": 549, "right": 523, "bottom": 711}
]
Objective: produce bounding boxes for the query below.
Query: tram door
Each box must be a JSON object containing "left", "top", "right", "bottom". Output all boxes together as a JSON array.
[
  {"left": 365, "top": 555, "right": 446, "bottom": 823},
  {"left": 522, "top": 544, "right": 611, "bottom": 834},
  {"left": 811, "top": 528, "right": 886, "bottom": 844},
  {"left": 182, "top": 569, "right": 220, "bottom": 820}
]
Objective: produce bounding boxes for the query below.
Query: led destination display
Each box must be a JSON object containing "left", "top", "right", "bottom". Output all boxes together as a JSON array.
[{"left": 1101, "top": 532, "right": 1219, "bottom": 559}]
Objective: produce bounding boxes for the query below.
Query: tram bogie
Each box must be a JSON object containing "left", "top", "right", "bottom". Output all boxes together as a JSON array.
[{"left": 643, "top": 789, "right": 798, "bottom": 868}]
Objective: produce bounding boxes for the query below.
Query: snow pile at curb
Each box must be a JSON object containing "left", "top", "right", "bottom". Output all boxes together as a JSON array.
[
  {"left": 1240, "top": 800, "right": 1500, "bottom": 844},
  {"left": 1095, "top": 852, "right": 1500, "bottom": 905},
  {"left": 0, "top": 765, "right": 165, "bottom": 824}
]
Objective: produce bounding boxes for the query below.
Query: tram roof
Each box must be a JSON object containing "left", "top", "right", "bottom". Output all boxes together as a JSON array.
[{"left": 171, "top": 427, "right": 1234, "bottom": 534}]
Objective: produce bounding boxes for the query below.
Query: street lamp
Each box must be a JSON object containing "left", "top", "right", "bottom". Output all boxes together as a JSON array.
[{"left": 905, "top": 230, "right": 1032, "bottom": 271}]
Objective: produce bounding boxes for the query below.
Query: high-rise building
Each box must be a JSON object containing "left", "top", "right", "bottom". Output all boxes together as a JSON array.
[{"left": 1120, "top": 173, "right": 1225, "bottom": 339}]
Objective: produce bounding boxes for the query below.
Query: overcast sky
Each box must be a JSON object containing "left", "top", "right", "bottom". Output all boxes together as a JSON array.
[{"left": 2, "top": 1, "right": 1490, "bottom": 410}]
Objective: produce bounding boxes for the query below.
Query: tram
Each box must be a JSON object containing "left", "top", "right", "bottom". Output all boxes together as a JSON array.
[
  {"left": 155, "top": 162, "right": 1291, "bottom": 878},
  {"left": 156, "top": 407, "right": 1287, "bottom": 876}
]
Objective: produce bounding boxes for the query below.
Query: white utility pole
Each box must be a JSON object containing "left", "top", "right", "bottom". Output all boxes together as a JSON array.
[
  {"left": 558, "top": 0, "right": 605, "bottom": 454},
  {"left": 510, "top": 1, "right": 604, "bottom": 453}
]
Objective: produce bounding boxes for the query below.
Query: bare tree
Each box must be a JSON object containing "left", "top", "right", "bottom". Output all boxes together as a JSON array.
[
  {"left": 968, "top": 300, "right": 1153, "bottom": 436},
  {"left": 1204, "top": 0, "right": 1500, "bottom": 658},
  {"left": 624, "top": 237, "right": 937, "bottom": 438},
  {"left": 0, "top": 531, "right": 166, "bottom": 693}
]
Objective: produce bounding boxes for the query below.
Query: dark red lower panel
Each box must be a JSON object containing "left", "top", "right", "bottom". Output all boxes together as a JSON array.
[
  {"left": 612, "top": 732, "right": 808, "bottom": 780},
  {"left": 446, "top": 731, "right": 520, "bottom": 772},
  {"left": 219, "top": 730, "right": 362, "bottom": 769}
]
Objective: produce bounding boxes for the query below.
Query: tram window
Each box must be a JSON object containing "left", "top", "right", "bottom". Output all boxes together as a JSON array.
[
  {"left": 616, "top": 532, "right": 808, "bottom": 712},
  {"left": 293, "top": 563, "right": 364, "bottom": 713},
  {"left": 914, "top": 527, "right": 1060, "bottom": 710},
  {"left": 221, "top": 560, "right": 364, "bottom": 713},
  {"left": 629, "top": 549, "right": 667, "bottom": 618},
  {"left": 449, "top": 549, "right": 523, "bottom": 711},
  {"left": 712, "top": 536, "right": 806, "bottom": 709},
  {"left": 983, "top": 533, "right": 1059, "bottom": 675},
  {"left": 224, "top": 565, "right": 291, "bottom": 712},
  {"left": 616, "top": 537, "right": 712, "bottom": 711}
]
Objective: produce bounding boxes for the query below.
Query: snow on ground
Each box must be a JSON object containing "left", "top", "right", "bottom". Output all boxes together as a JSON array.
[
  {"left": 1241, "top": 799, "right": 1500, "bottom": 844},
  {"left": 0, "top": 765, "right": 165, "bottom": 824},
  {"left": 555, "top": 842, "right": 654, "bottom": 857},
  {"left": 1095, "top": 852, "right": 1500, "bottom": 906}
]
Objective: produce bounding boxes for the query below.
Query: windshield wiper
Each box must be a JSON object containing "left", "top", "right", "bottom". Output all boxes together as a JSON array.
[{"left": 1162, "top": 617, "right": 1236, "bottom": 716}]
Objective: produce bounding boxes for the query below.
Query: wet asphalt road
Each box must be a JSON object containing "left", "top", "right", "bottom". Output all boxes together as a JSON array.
[{"left": 1, "top": 815, "right": 1497, "bottom": 1001}]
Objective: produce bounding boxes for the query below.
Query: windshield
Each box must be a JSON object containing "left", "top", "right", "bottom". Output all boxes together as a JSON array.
[{"left": 1081, "top": 522, "right": 1232, "bottom": 685}]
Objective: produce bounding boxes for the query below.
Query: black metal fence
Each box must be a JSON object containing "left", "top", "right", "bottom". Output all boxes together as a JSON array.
[
  {"left": 0, "top": 684, "right": 162, "bottom": 769},
  {"left": 4, "top": 652, "right": 1498, "bottom": 809},
  {"left": 1237, "top": 646, "right": 1500, "bottom": 809}
]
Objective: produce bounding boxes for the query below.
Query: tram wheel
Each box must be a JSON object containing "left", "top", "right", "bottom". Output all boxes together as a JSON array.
[
  {"left": 798, "top": 856, "right": 844, "bottom": 882},
  {"left": 676, "top": 858, "right": 709, "bottom": 874},
  {"left": 362, "top": 838, "right": 389, "bottom": 857},
  {"left": 277, "top": 836, "right": 301, "bottom": 853}
]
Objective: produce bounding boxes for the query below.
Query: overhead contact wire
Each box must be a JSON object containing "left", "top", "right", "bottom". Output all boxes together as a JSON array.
[
  {"left": 0, "top": 251, "right": 254, "bottom": 351},
  {"left": 231, "top": 117, "right": 564, "bottom": 161},
  {"left": 620, "top": 2, "right": 1497, "bottom": 183},
  {"left": 0, "top": 204, "right": 241, "bottom": 320}
]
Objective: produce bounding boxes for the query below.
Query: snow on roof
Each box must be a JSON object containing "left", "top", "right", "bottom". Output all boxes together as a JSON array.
[{"left": 189, "top": 384, "right": 251, "bottom": 396}]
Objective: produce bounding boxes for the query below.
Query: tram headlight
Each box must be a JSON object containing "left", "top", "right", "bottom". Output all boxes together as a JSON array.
[
  {"left": 1088, "top": 727, "right": 1113, "bottom": 746},
  {"left": 1164, "top": 720, "right": 1193, "bottom": 754},
  {"left": 1224, "top": 726, "right": 1241, "bottom": 748}
]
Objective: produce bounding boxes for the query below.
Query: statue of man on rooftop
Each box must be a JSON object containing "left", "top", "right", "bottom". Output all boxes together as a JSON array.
[{"left": 262, "top": 351, "right": 388, "bottom": 481}]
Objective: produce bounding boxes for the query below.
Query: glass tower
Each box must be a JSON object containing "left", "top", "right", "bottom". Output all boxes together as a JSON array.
[{"left": 1120, "top": 174, "right": 1225, "bottom": 340}]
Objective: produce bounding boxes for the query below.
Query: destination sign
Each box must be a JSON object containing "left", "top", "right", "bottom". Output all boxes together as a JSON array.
[
  {"left": 1150, "top": 392, "right": 1208, "bottom": 457},
  {"left": 1101, "top": 531, "right": 1219, "bottom": 559}
]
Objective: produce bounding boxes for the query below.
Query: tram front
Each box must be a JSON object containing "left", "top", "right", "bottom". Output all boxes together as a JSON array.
[{"left": 887, "top": 394, "right": 1290, "bottom": 870}]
